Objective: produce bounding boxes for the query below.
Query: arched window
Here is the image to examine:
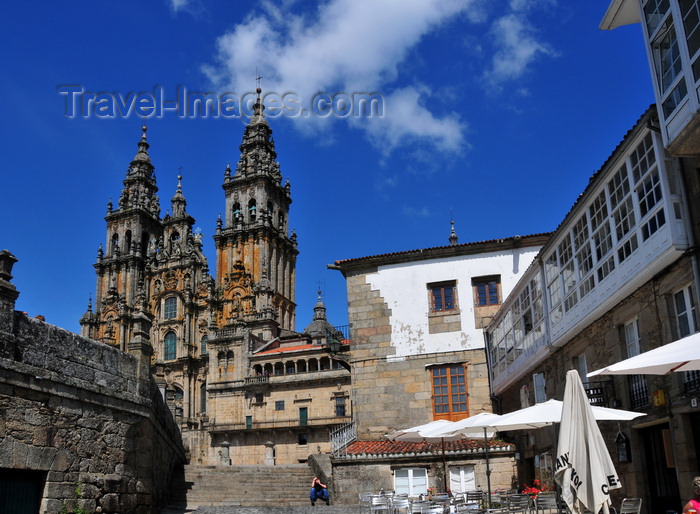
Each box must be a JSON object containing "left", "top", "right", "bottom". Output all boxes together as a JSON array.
[
  {"left": 297, "top": 360, "right": 307, "bottom": 373},
  {"left": 200, "top": 383, "right": 207, "bottom": 414},
  {"left": 164, "top": 332, "right": 177, "bottom": 361},
  {"left": 125, "top": 230, "right": 132, "bottom": 254},
  {"left": 274, "top": 362, "right": 284, "bottom": 375},
  {"left": 232, "top": 202, "right": 241, "bottom": 221},
  {"left": 267, "top": 201, "right": 273, "bottom": 223},
  {"left": 253, "top": 364, "right": 263, "bottom": 376},
  {"left": 171, "top": 230, "right": 180, "bottom": 242},
  {"left": 226, "top": 351, "right": 234, "bottom": 374},
  {"left": 201, "top": 336, "right": 208, "bottom": 355},
  {"left": 111, "top": 233, "right": 119, "bottom": 255},
  {"left": 248, "top": 199, "right": 257, "bottom": 221},
  {"left": 164, "top": 297, "right": 177, "bottom": 319},
  {"left": 286, "top": 361, "right": 296, "bottom": 374}
]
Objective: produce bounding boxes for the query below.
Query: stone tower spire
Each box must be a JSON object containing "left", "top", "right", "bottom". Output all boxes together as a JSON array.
[
  {"left": 449, "top": 219, "right": 459, "bottom": 246},
  {"left": 213, "top": 87, "right": 298, "bottom": 338},
  {"left": 81, "top": 126, "right": 163, "bottom": 349},
  {"left": 303, "top": 290, "right": 341, "bottom": 339}
]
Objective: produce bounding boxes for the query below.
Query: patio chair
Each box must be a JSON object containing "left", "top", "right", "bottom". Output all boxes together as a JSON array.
[
  {"left": 411, "top": 500, "right": 433, "bottom": 513},
  {"left": 369, "top": 494, "right": 392, "bottom": 513},
  {"left": 360, "top": 492, "right": 374, "bottom": 511},
  {"left": 619, "top": 498, "right": 642, "bottom": 514},
  {"left": 391, "top": 495, "right": 411, "bottom": 514},
  {"left": 506, "top": 493, "right": 531, "bottom": 514},
  {"left": 465, "top": 491, "right": 484, "bottom": 510},
  {"left": 534, "top": 493, "right": 558, "bottom": 514}
]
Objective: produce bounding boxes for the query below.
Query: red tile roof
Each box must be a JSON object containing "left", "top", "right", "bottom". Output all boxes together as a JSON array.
[
  {"left": 256, "top": 344, "right": 317, "bottom": 355},
  {"left": 255, "top": 339, "right": 351, "bottom": 356},
  {"left": 346, "top": 439, "right": 513, "bottom": 456}
]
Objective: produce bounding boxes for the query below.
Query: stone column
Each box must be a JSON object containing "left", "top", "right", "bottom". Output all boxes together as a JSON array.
[
  {"left": 0, "top": 250, "right": 19, "bottom": 335},
  {"left": 219, "top": 441, "right": 231, "bottom": 465},
  {"left": 127, "top": 309, "right": 154, "bottom": 397},
  {"left": 264, "top": 441, "right": 275, "bottom": 466}
]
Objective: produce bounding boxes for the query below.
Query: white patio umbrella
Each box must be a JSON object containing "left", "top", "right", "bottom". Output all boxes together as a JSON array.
[
  {"left": 433, "top": 412, "right": 502, "bottom": 506},
  {"left": 555, "top": 370, "right": 622, "bottom": 514},
  {"left": 386, "top": 420, "right": 460, "bottom": 442},
  {"left": 435, "top": 412, "right": 500, "bottom": 439},
  {"left": 488, "top": 398, "right": 642, "bottom": 431},
  {"left": 386, "top": 419, "right": 461, "bottom": 492},
  {"left": 588, "top": 331, "right": 700, "bottom": 376}
]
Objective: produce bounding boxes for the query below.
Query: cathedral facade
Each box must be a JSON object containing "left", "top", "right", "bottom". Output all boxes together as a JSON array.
[{"left": 80, "top": 91, "right": 351, "bottom": 466}]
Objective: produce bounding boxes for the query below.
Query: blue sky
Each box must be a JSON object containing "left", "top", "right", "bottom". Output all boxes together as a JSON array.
[{"left": 1, "top": 0, "right": 653, "bottom": 334}]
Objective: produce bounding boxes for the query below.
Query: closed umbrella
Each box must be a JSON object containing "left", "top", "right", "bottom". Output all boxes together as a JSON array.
[
  {"left": 588, "top": 331, "right": 700, "bottom": 376},
  {"left": 554, "top": 370, "right": 621, "bottom": 514}
]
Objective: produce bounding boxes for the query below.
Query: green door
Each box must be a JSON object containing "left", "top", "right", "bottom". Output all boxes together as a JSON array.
[{"left": 299, "top": 407, "right": 308, "bottom": 426}]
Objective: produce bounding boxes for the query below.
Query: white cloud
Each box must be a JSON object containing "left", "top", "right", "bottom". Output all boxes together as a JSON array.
[
  {"left": 402, "top": 205, "right": 431, "bottom": 218},
  {"left": 483, "top": 12, "right": 556, "bottom": 89},
  {"left": 168, "top": 0, "right": 189, "bottom": 13},
  {"left": 202, "top": 0, "right": 474, "bottom": 155},
  {"left": 357, "top": 86, "right": 466, "bottom": 154},
  {"left": 168, "top": 0, "right": 205, "bottom": 17}
]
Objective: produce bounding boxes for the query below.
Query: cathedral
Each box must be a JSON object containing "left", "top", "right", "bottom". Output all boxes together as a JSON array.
[{"left": 79, "top": 89, "right": 351, "bottom": 466}]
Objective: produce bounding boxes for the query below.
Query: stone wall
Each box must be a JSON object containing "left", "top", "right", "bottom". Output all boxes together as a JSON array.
[
  {"left": 0, "top": 252, "right": 185, "bottom": 513},
  {"left": 331, "top": 451, "right": 517, "bottom": 504},
  {"left": 497, "top": 256, "right": 700, "bottom": 508},
  {"left": 345, "top": 272, "right": 493, "bottom": 439}
]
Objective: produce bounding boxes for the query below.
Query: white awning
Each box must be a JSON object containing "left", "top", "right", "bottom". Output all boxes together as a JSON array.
[{"left": 600, "top": 0, "right": 640, "bottom": 30}]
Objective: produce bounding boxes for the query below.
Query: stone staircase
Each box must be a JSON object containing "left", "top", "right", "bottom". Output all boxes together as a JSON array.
[{"left": 164, "top": 463, "right": 320, "bottom": 510}]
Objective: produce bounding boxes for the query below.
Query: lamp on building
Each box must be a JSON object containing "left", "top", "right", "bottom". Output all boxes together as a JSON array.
[
  {"left": 325, "top": 331, "right": 350, "bottom": 371},
  {"left": 615, "top": 430, "right": 630, "bottom": 463},
  {"left": 327, "top": 337, "right": 342, "bottom": 355}
]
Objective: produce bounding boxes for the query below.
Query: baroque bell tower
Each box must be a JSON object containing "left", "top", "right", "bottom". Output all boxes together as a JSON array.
[
  {"left": 213, "top": 88, "right": 298, "bottom": 339},
  {"left": 80, "top": 125, "right": 163, "bottom": 349}
]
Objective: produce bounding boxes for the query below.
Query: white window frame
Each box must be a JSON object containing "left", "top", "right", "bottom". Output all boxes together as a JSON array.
[
  {"left": 449, "top": 465, "right": 476, "bottom": 493},
  {"left": 624, "top": 318, "right": 641, "bottom": 358},
  {"left": 577, "top": 353, "right": 588, "bottom": 383},
  {"left": 394, "top": 467, "right": 428, "bottom": 497},
  {"left": 673, "top": 284, "right": 698, "bottom": 338},
  {"left": 533, "top": 372, "right": 547, "bottom": 403}
]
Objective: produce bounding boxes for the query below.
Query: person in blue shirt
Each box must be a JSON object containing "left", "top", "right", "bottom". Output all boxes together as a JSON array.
[{"left": 310, "top": 476, "right": 329, "bottom": 506}]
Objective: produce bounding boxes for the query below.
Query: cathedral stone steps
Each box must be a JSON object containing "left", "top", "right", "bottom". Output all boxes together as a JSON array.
[{"left": 165, "top": 464, "right": 321, "bottom": 509}]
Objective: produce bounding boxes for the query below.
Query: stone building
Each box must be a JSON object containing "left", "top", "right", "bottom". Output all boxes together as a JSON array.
[
  {"left": 0, "top": 250, "right": 185, "bottom": 513},
  {"left": 80, "top": 90, "right": 350, "bottom": 466},
  {"left": 484, "top": 105, "right": 700, "bottom": 513},
  {"left": 329, "top": 230, "right": 550, "bottom": 498}
]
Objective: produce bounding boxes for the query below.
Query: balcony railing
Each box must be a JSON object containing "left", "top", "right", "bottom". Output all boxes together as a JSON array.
[
  {"left": 628, "top": 374, "right": 649, "bottom": 409},
  {"left": 209, "top": 415, "right": 352, "bottom": 433},
  {"left": 684, "top": 370, "right": 700, "bottom": 392},
  {"left": 333, "top": 325, "right": 350, "bottom": 340},
  {"left": 245, "top": 375, "right": 269, "bottom": 386},
  {"left": 330, "top": 421, "right": 356, "bottom": 457}
]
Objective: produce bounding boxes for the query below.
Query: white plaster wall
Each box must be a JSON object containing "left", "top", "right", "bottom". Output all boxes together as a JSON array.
[{"left": 365, "top": 248, "right": 540, "bottom": 358}]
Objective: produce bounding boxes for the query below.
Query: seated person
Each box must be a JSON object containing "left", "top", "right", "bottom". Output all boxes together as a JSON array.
[{"left": 310, "top": 476, "right": 329, "bottom": 506}]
